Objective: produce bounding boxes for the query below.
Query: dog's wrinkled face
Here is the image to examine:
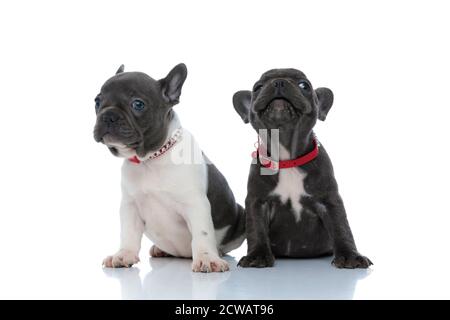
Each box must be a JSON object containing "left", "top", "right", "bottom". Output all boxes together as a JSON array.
[
  {"left": 233, "top": 68, "right": 334, "bottom": 133},
  {"left": 93, "top": 63, "right": 187, "bottom": 158}
]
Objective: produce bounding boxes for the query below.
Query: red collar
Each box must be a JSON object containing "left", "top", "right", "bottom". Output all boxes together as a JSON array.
[
  {"left": 252, "top": 138, "right": 319, "bottom": 170},
  {"left": 128, "top": 128, "right": 183, "bottom": 164}
]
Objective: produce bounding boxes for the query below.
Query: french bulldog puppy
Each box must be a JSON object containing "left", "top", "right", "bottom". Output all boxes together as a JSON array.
[
  {"left": 232, "top": 68, "right": 372, "bottom": 269},
  {"left": 93, "top": 64, "right": 245, "bottom": 272}
]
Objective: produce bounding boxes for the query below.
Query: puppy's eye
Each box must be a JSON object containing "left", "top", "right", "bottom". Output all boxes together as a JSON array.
[
  {"left": 95, "top": 97, "right": 100, "bottom": 111},
  {"left": 298, "top": 81, "right": 310, "bottom": 91},
  {"left": 253, "top": 84, "right": 263, "bottom": 92},
  {"left": 131, "top": 99, "right": 145, "bottom": 111}
]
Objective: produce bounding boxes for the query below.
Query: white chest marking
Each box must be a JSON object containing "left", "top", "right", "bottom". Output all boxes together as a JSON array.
[
  {"left": 270, "top": 145, "right": 309, "bottom": 222},
  {"left": 120, "top": 117, "right": 210, "bottom": 257}
]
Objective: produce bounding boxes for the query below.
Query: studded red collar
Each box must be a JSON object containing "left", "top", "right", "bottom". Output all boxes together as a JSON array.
[
  {"left": 128, "top": 128, "right": 183, "bottom": 164},
  {"left": 252, "top": 137, "right": 320, "bottom": 170}
]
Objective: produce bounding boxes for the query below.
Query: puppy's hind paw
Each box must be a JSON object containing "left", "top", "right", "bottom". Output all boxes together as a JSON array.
[
  {"left": 149, "top": 245, "right": 172, "bottom": 257},
  {"left": 332, "top": 253, "right": 373, "bottom": 269},
  {"left": 238, "top": 255, "right": 275, "bottom": 268},
  {"left": 102, "top": 250, "right": 140, "bottom": 268}
]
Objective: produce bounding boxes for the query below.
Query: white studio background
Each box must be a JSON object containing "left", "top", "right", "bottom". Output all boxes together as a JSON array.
[{"left": 0, "top": 0, "right": 449, "bottom": 299}]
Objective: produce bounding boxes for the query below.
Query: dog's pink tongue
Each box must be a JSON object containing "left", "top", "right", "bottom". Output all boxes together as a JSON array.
[{"left": 271, "top": 99, "right": 287, "bottom": 111}]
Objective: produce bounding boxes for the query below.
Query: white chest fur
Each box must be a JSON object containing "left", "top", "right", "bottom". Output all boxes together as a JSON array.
[
  {"left": 270, "top": 144, "right": 309, "bottom": 222},
  {"left": 120, "top": 127, "right": 209, "bottom": 257}
]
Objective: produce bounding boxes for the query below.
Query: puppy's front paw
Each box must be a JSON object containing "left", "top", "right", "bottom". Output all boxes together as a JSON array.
[
  {"left": 102, "top": 250, "right": 140, "bottom": 268},
  {"left": 332, "top": 253, "right": 373, "bottom": 269},
  {"left": 238, "top": 255, "right": 275, "bottom": 268},
  {"left": 149, "top": 245, "right": 171, "bottom": 257},
  {"left": 192, "top": 252, "right": 229, "bottom": 273}
]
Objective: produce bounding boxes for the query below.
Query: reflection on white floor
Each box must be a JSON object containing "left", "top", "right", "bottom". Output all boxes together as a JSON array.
[
  {"left": 3, "top": 240, "right": 450, "bottom": 299},
  {"left": 103, "top": 255, "right": 371, "bottom": 300}
]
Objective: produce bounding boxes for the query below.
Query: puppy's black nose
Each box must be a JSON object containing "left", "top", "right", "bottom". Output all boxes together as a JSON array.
[
  {"left": 101, "top": 111, "right": 121, "bottom": 125},
  {"left": 273, "top": 79, "right": 286, "bottom": 88}
]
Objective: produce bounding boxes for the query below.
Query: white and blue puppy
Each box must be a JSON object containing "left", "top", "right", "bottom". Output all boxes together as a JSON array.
[{"left": 93, "top": 64, "right": 245, "bottom": 272}]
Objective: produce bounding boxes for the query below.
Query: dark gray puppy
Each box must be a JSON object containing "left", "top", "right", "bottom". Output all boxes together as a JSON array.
[
  {"left": 93, "top": 64, "right": 245, "bottom": 272},
  {"left": 233, "top": 68, "right": 372, "bottom": 268}
]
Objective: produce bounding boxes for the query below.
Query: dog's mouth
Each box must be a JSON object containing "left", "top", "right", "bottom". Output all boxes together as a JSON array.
[
  {"left": 260, "top": 98, "right": 300, "bottom": 122},
  {"left": 101, "top": 134, "right": 139, "bottom": 158},
  {"left": 102, "top": 134, "right": 140, "bottom": 148},
  {"left": 94, "top": 121, "right": 141, "bottom": 148}
]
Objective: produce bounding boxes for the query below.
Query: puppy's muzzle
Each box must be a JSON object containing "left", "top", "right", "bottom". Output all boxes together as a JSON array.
[{"left": 93, "top": 108, "right": 138, "bottom": 144}]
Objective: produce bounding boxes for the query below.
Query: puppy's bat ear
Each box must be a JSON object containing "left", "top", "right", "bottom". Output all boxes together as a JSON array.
[
  {"left": 159, "top": 63, "right": 188, "bottom": 105},
  {"left": 316, "top": 87, "right": 334, "bottom": 121},
  {"left": 116, "top": 64, "right": 125, "bottom": 74},
  {"left": 233, "top": 90, "right": 252, "bottom": 124}
]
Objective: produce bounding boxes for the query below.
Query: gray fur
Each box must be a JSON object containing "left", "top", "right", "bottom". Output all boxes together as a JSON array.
[
  {"left": 233, "top": 68, "right": 372, "bottom": 269},
  {"left": 204, "top": 154, "right": 246, "bottom": 249}
]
